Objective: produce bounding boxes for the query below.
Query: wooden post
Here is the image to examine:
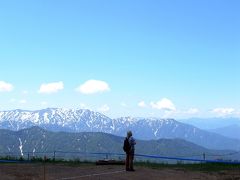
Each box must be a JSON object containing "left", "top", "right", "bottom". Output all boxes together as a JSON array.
[
  {"left": 43, "top": 155, "right": 46, "bottom": 180},
  {"left": 53, "top": 151, "right": 56, "bottom": 161}
]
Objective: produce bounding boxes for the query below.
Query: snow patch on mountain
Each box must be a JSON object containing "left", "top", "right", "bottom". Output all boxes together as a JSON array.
[
  {"left": 18, "top": 138, "right": 23, "bottom": 156},
  {"left": 0, "top": 108, "right": 179, "bottom": 140},
  {"left": 2, "top": 108, "right": 240, "bottom": 150}
]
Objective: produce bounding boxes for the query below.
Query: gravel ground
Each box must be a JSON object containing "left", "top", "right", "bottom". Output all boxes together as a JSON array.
[{"left": 0, "top": 163, "right": 240, "bottom": 180}]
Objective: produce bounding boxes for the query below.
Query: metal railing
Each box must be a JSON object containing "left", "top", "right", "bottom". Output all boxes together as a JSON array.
[{"left": 1, "top": 150, "right": 240, "bottom": 164}]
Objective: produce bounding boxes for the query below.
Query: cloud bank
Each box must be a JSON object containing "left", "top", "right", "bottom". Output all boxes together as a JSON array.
[
  {"left": 0, "top": 81, "right": 14, "bottom": 92},
  {"left": 150, "top": 98, "right": 176, "bottom": 111},
  {"left": 76, "top": 80, "right": 110, "bottom": 94},
  {"left": 38, "top": 81, "right": 64, "bottom": 94},
  {"left": 212, "top": 107, "right": 235, "bottom": 116}
]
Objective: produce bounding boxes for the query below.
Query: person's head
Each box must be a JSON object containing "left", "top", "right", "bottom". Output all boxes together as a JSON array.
[{"left": 127, "top": 131, "right": 132, "bottom": 138}]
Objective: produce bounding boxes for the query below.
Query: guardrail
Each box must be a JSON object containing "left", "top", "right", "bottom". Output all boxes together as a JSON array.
[{"left": 1, "top": 151, "right": 240, "bottom": 164}]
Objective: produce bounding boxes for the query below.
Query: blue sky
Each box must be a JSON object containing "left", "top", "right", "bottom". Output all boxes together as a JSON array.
[{"left": 0, "top": 0, "right": 239, "bottom": 119}]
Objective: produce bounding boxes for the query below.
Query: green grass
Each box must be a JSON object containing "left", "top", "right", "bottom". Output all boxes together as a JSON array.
[
  {"left": 135, "top": 161, "right": 240, "bottom": 172},
  {"left": 1, "top": 156, "right": 240, "bottom": 172}
]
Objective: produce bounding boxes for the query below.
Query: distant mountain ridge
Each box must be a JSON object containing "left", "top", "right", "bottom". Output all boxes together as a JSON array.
[
  {"left": 0, "top": 126, "right": 238, "bottom": 161},
  {"left": 179, "top": 117, "right": 240, "bottom": 130},
  {"left": 210, "top": 125, "right": 240, "bottom": 140},
  {"left": 1, "top": 108, "right": 240, "bottom": 151}
]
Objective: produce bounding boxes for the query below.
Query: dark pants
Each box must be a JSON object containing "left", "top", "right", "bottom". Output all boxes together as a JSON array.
[{"left": 125, "top": 153, "right": 134, "bottom": 170}]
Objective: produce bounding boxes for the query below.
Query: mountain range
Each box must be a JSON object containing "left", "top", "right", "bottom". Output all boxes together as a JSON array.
[
  {"left": 179, "top": 117, "right": 240, "bottom": 130},
  {"left": 1, "top": 108, "right": 240, "bottom": 151},
  {"left": 0, "top": 126, "right": 238, "bottom": 161},
  {"left": 210, "top": 125, "right": 240, "bottom": 140}
]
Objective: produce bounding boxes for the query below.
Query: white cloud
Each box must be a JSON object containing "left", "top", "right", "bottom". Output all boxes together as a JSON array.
[
  {"left": 186, "top": 108, "right": 199, "bottom": 114},
  {"left": 76, "top": 80, "right": 110, "bottom": 94},
  {"left": 22, "top": 90, "right": 28, "bottom": 95},
  {"left": 9, "top": 98, "right": 16, "bottom": 103},
  {"left": 38, "top": 81, "right": 64, "bottom": 94},
  {"left": 19, "top": 99, "right": 27, "bottom": 104},
  {"left": 98, "top": 104, "right": 110, "bottom": 112},
  {"left": 0, "top": 81, "right": 14, "bottom": 92},
  {"left": 138, "top": 101, "right": 147, "bottom": 108},
  {"left": 162, "top": 110, "right": 175, "bottom": 118},
  {"left": 236, "top": 110, "right": 240, "bottom": 117},
  {"left": 150, "top": 98, "right": 176, "bottom": 111},
  {"left": 79, "top": 103, "right": 87, "bottom": 109},
  {"left": 120, "top": 102, "right": 128, "bottom": 107},
  {"left": 212, "top": 107, "right": 235, "bottom": 116},
  {"left": 41, "top": 101, "right": 48, "bottom": 105}
]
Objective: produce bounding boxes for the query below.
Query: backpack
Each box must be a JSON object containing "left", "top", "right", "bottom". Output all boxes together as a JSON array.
[{"left": 123, "top": 137, "right": 131, "bottom": 152}]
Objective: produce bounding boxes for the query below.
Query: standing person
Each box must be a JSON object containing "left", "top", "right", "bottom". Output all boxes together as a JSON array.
[{"left": 124, "top": 131, "right": 136, "bottom": 171}]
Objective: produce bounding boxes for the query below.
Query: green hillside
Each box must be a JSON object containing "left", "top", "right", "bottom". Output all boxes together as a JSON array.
[{"left": 0, "top": 127, "right": 239, "bottom": 161}]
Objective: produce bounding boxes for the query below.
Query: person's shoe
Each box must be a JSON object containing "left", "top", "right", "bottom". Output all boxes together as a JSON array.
[
  {"left": 129, "top": 169, "right": 135, "bottom": 171},
  {"left": 126, "top": 168, "right": 130, "bottom": 171}
]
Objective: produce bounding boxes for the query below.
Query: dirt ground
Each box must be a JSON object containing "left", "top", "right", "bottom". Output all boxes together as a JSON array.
[{"left": 0, "top": 163, "right": 240, "bottom": 180}]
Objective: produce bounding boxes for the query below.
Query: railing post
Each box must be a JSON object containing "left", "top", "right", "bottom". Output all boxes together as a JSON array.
[
  {"left": 43, "top": 156, "right": 46, "bottom": 180},
  {"left": 53, "top": 151, "right": 56, "bottom": 161}
]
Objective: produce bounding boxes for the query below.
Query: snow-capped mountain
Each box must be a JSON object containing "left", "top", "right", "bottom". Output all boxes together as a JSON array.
[
  {"left": 0, "top": 108, "right": 114, "bottom": 133},
  {"left": 0, "top": 108, "right": 192, "bottom": 140},
  {"left": 1, "top": 108, "right": 240, "bottom": 150}
]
